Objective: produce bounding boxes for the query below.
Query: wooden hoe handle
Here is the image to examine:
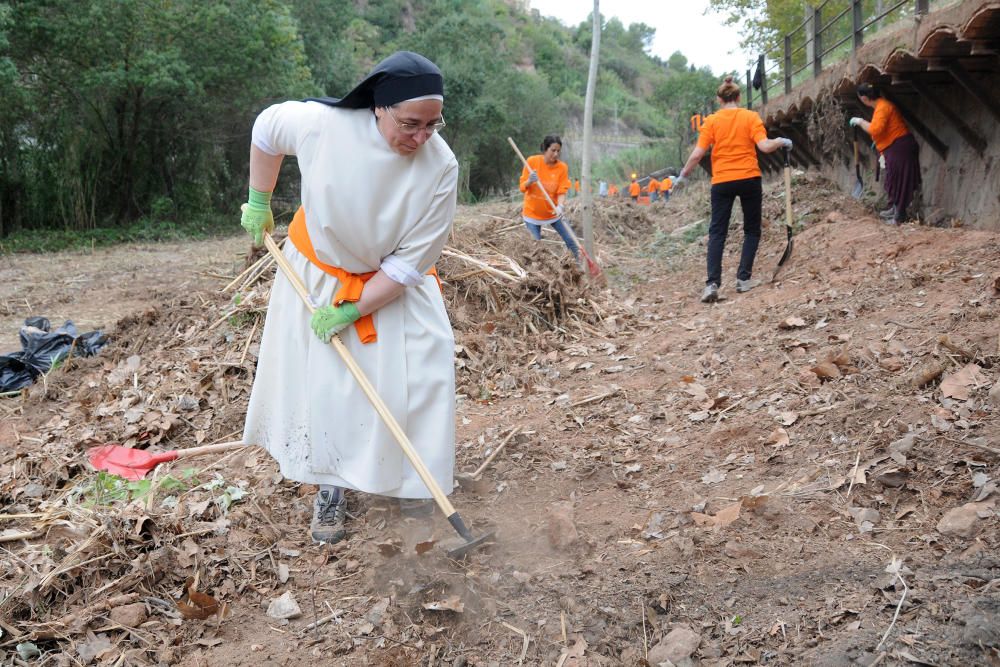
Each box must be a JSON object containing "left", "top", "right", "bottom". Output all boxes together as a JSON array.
[{"left": 262, "top": 234, "right": 457, "bottom": 517}]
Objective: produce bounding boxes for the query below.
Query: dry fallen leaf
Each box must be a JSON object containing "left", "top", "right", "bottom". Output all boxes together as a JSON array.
[
  {"left": 701, "top": 469, "right": 726, "bottom": 485},
  {"left": 830, "top": 350, "right": 851, "bottom": 367},
  {"left": 558, "top": 634, "right": 589, "bottom": 666},
  {"left": 940, "top": 364, "right": 987, "bottom": 401},
  {"left": 691, "top": 501, "right": 741, "bottom": 530},
  {"left": 879, "top": 356, "right": 904, "bottom": 372},
  {"left": 177, "top": 578, "right": 220, "bottom": 620},
  {"left": 422, "top": 595, "right": 465, "bottom": 613},
  {"left": 414, "top": 539, "right": 436, "bottom": 555},
  {"left": 811, "top": 361, "right": 841, "bottom": 379},
  {"left": 779, "top": 316, "right": 807, "bottom": 329},
  {"left": 741, "top": 495, "right": 769, "bottom": 511},
  {"left": 767, "top": 427, "right": 790, "bottom": 448},
  {"left": 777, "top": 411, "right": 798, "bottom": 426},
  {"left": 76, "top": 631, "right": 114, "bottom": 664},
  {"left": 376, "top": 539, "right": 403, "bottom": 557}
]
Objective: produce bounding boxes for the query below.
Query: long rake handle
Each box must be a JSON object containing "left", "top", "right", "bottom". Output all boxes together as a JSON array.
[{"left": 262, "top": 234, "right": 458, "bottom": 519}]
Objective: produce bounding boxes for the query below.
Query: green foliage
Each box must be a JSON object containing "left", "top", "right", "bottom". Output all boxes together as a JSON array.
[
  {"left": 80, "top": 469, "right": 197, "bottom": 507},
  {"left": 2, "top": 0, "right": 725, "bottom": 243},
  {"left": 2, "top": 0, "right": 313, "bottom": 235},
  {"left": 709, "top": 0, "right": 913, "bottom": 65},
  {"left": 0, "top": 214, "right": 234, "bottom": 253}
]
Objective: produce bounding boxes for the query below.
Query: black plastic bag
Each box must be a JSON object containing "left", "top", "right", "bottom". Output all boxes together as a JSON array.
[{"left": 0, "top": 317, "right": 109, "bottom": 392}]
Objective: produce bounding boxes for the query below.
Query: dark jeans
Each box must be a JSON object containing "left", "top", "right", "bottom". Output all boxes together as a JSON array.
[
  {"left": 707, "top": 177, "right": 762, "bottom": 286},
  {"left": 524, "top": 218, "right": 579, "bottom": 259}
]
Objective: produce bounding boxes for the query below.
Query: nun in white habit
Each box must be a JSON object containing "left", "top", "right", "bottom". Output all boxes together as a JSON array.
[{"left": 239, "top": 51, "right": 458, "bottom": 543}]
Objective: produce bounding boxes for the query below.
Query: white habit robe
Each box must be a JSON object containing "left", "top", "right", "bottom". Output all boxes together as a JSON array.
[{"left": 243, "top": 102, "right": 458, "bottom": 498}]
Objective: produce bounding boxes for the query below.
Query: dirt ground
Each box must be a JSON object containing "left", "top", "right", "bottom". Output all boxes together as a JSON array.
[{"left": 1, "top": 173, "right": 998, "bottom": 667}]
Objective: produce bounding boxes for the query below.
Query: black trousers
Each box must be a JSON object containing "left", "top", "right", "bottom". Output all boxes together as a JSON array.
[{"left": 706, "top": 177, "right": 762, "bottom": 286}]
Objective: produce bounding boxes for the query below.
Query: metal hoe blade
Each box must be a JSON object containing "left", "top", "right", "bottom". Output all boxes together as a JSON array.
[
  {"left": 441, "top": 512, "right": 495, "bottom": 558},
  {"left": 444, "top": 530, "right": 496, "bottom": 558}
]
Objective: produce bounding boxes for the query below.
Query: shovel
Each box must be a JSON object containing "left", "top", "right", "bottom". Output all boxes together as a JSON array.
[
  {"left": 507, "top": 137, "right": 602, "bottom": 277},
  {"left": 88, "top": 440, "right": 249, "bottom": 481},
  {"left": 852, "top": 130, "right": 864, "bottom": 199},
  {"left": 262, "top": 233, "right": 493, "bottom": 558},
  {"left": 771, "top": 147, "right": 794, "bottom": 282}
]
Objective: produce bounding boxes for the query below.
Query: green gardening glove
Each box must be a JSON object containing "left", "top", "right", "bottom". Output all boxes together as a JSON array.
[
  {"left": 310, "top": 302, "right": 361, "bottom": 343},
  {"left": 240, "top": 186, "right": 274, "bottom": 246}
]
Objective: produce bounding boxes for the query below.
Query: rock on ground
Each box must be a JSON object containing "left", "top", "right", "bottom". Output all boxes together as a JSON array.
[{"left": 647, "top": 625, "right": 701, "bottom": 665}]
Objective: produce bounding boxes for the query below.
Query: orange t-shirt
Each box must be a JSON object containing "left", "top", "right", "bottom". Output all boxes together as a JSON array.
[
  {"left": 628, "top": 181, "right": 640, "bottom": 197},
  {"left": 647, "top": 178, "right": 659, "bottom": 194},
  {"left": 573, "top": 179, "right": 580, "bottom": 192},
  {"left": 869, "top": 99, "right": 910, "bottom": 153},
  {"left": 659, "top": 178, "right": 672, "bottom": 192},
  {"left": 690, "top": 114, "right": 703, "bottom": 132},
  {"left": 608, "top": 185, "right": 619, "bottom": 195},
  {"left": 520, "top": 155, "right": 570, "bottom": 220},
  {"left": 697, "top": 108, "right": 768, "bottom": 185}
]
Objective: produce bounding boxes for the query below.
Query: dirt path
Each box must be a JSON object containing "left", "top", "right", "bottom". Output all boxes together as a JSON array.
[
  {"left": 0, "top": 238, "right": 246, "bottom": 353},
  {"left": 1, "top": 177, "right": 998, "bottom": 666}
]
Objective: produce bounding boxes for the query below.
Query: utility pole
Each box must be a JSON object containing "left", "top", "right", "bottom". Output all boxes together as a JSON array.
[{"left": 581, "top": 0, "right": 600, "bottom": 263}]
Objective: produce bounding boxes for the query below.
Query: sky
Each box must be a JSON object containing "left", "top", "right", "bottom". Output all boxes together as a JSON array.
[{"left": 529, "top": 0, "right": 750, "bottom": 76}]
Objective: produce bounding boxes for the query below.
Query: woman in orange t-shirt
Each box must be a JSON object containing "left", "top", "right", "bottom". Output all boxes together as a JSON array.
[
  {"left": 850, "top": 83, "right": 920, "bottom": 225},
  {"left": 647, "top": 176, "right": 660, "bottom": 203},
  {"left": 628, "top": 177, "right": 640, "bottom": 201},
  {"left": 519, "top": 135, "right": 578, "bottom": 259},
  {"left": 659, "top": 176, "right": 673, "bottom": 202},
  {"left": 676, "top": 76, "right": 792, "bottom": 303}
]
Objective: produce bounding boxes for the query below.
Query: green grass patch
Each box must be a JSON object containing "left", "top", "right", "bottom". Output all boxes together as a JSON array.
[{"left": 0, "top": 215, "right": 238, "bottom": 254}]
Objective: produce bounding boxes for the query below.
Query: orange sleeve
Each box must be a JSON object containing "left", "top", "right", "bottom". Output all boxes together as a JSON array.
[
  {"left": 519, "top": 162, "right": 532, "bottom": 193},
  {"left": 555, "top": 163, "right": 571, "bottom": 197},
  {"left": 749, "top": 111, "right": 767, "bottom": 144},
  {"left": 696, "top": 115, "right": 714, "bottom": 149},
  {"left": 868, "top": 100, "right": 909, "bottom": 151},
  {"left": 868, "top": 102, "right": 889, "bottom": 146}
]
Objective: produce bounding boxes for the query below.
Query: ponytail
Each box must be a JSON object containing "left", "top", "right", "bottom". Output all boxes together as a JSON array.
[{"left": 717, "top": 76, "right": 741, "bottom": 103}]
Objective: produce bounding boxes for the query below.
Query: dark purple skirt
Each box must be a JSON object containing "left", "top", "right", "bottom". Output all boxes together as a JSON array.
[{"left": 883, "top": 133, "right": 920, "bottom": 215}]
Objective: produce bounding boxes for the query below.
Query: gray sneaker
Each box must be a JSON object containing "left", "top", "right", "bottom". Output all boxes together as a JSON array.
[
  {"left": 879, "top": 205, "right": 896, "bottom": 219},
  {"left": 735, "top": 278, "right": 760, "bottom": 293},
  {"left": 700, "top": 283, "right": 719, "bottom": 303},
  {"left": 311, "top": 486, "right": 347, "bottom": 544}
]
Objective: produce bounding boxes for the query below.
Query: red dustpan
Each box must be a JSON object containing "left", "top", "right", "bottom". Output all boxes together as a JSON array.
[{"left": 87, "top": 441, "right": 249, "bottom": 481}]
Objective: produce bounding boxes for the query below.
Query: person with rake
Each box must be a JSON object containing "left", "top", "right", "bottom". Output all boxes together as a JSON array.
[
  {"left": 518, "top": 134, "right": 580, "bottom": 261},
  {"left": 238, "top": 51, "right": 459, "bottom": 544},
  {"left": 675, "top": 76, "right": 792, "bottom": 303}
]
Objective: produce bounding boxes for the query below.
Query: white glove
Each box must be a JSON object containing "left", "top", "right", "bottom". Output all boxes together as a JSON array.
[
  {"left": 849, "top": 117, "right": 863, "bottom": 127},
  {"left": 879, "top": 154, "right": 886, "bottom": 170},
  {"left": 778, "top": 137, "right": 793, "bottom": 149},
  {"left": 673, "top": 175, "right": 686, "bottom": 188},
  {"left": 554, "top": 204, "right": 564, "bottom": 217},
  {"left": 526, "top": 171, "right": 539, "bottom": 185}
]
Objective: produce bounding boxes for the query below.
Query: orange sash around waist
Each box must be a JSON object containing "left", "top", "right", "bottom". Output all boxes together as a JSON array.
[{"left": 287, "top": 206, "right": 440, "bottom": 344}]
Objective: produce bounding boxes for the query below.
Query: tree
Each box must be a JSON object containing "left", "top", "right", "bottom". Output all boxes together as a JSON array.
[{"left": 2, "top": 0, "right": 314, "bottom": 232}]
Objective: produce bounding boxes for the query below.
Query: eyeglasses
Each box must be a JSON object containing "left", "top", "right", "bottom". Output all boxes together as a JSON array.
[{"left": 384, "top": 106, "right": 446, "bottom": 136}]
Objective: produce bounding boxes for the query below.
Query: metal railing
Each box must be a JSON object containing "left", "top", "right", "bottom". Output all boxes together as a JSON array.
[{"left": 742, "top": 0, "right": 956, "bottom": 110}]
